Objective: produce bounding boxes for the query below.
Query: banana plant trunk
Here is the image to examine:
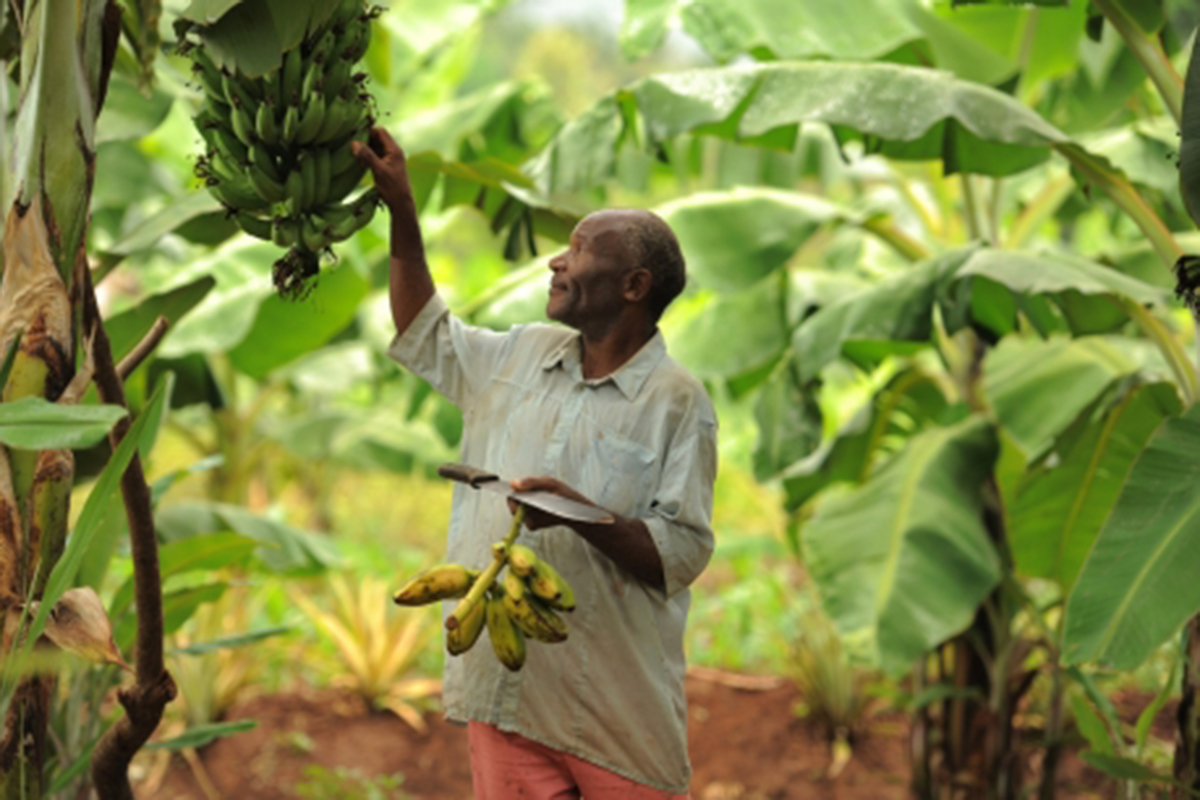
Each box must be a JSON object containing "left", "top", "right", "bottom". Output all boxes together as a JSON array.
[{"left": 0, "top": 0, "right": 118, "bottom": 797}]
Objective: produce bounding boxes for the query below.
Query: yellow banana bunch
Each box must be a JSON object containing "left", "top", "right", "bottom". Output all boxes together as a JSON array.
[
  {"left": 393, "top": 564, "right": 476, "bottom": 606},
  {"left": 184, "top": 0, "right": 380, "bottom": 298}
]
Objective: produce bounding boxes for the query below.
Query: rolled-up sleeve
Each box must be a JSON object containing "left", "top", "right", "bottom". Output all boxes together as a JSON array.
[
  {"left": 387, "top": 294, "right": 513, "bottom": 410},
  {"left": 643, "top": 413, "right": 717, "bottom": 598}
]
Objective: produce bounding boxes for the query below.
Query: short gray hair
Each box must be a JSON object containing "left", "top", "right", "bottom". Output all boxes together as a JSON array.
[{"left": 620, "top": 211, "right": 686, "bottom": 321}]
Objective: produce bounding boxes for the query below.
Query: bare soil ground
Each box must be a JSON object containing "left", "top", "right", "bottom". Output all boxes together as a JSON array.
[{"left": 142, "top": 670, "right": 1145, "bottom": 799}]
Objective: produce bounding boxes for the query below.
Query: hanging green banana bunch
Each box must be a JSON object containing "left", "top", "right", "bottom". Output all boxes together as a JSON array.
[{"left": 183, "top": 0, "right": 381, "bottom": 299}]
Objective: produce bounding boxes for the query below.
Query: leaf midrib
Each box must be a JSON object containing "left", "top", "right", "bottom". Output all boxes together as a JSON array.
[
  {"left": 1092, "top": 495, "right": 1200, "bottom": 661},
  {"left": 874, "top": 430, "right": 944, "bottom": 617},
  {"left": 1055, "top": 392, "right": 1133, "bottom": 584}
]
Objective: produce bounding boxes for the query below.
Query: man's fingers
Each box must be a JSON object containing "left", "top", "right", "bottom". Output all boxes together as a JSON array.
[
  {"left": 376, "top": 126, "right": 404, "bottom": 157},
  {"left": 351, "top": 140, "right": 382, "bottom": 170},
  {"left": 510, "top": 476, "right": 557, "bottom": 493}
]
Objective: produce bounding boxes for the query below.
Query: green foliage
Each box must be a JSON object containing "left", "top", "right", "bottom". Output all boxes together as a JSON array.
[
  {"left": 294, "top": 765, "right": 410, "bottom": 800},
  {"left": 1064, "top": 402, "right": 1200, "bottom": 668},
  {"left": 802, "top": 416, "right": 1001, "bottom": 674},
  {"left": 0, "top": 399, "right": 126, "bottom": 449}
]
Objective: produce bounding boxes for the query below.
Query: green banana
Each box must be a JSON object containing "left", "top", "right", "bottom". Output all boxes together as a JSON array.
[
  {"left": 328, "top": 191, "right": 377, "bottom": 241},
  {"left": 327, "top": 157, "right": 367, "bottom": 202},
  {"left": 261, "top": 66, "right": 280, "bottom": 108},
  {"left": 503, "top": 570, "right": 567, "bottom": 644},
  {"left": 301, "top": 215, "right": 331, "bottom": 253},
  {"left": 328, "top": 134, "right": 361, "bottom": 175},
  {"left": 508, "top": 544, "right": 539, "bottom": 578},
  {"left": 222, "top": 72, "right": 256, "bottom": 112},
  {"left": 323, "top": 57, "right": 353, "bottom": 98},
  {"left": 250, "top": 141, "right": 282, "bottom": 183},
  {"left": 446, "top": 592, "right": 487, "bottom": 655},
  {"left": 309, "top": 28, "right": 337, "bottom": 64},
  {"left": 271, "top": 216, "right": 300, "bottom": 248},
  {"left": 246, "top": 160, "right": 287, "bottom": 203},
  {"left": 208, "top": 176, "right": 270, "bottom": 211},
  {"left": 342, "top": 20, "right": 370, "bottom": 62},
  {"left": 255, "top": 101, "right": 279, "bottom": 146},
  {"left": 286, "top": 168, "right": 305, "bottom": 215},
  {"left": 229, "top": 98, "right": 257, "bottom": 147},
  {"left": 528, "top": 560, "right": 576, "bottom": 612},
  {"left": 486, "top": 594, "right": 526, "bottom": 671},
  {"left": 281, "top": 46, "right": 304, "bottom": 103},
  {"left": 296, "top": 94, "right": 326, "bottom": 145},
  {"left": 313, "top": 148, "right": 332, "bottom": 206},
  {"left": 206, "top": 151, "right": 243, "bottom": 185},
  {"left": 210, "top": 123, "right": 249, "bottom": 166},
  {"left": 300, "top": 153, "right": 316, "bottom": 210},
  {"left": 235, "top": 211, "right": 273, "bottom": 240},
  {"left": 282, "top": 102, "right": 301, "bottom": 143},
  {"left": 315, "top": 96, "right": 352, "bottom": 144},
  {"left": 191, "top": 50, "right": 227, "bottom": 101},
  {"left": 394, "top": 564, "right": 476, "bottom": 606},
  {"left": 300, "top": 59, "right": 323, "bottom": 100}
]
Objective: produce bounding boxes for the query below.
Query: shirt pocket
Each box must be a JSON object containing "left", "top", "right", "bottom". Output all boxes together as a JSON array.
[{"left": 591, "top": 432, "right": 658, "bottom": 515}]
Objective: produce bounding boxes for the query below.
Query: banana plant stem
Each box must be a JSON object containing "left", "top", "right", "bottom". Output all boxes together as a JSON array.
[
  {"left": 446, "top": 505, "right": 525, "bottom": 630},
  {"left": 860, "top": 216, "right": 930, "bottom": 263},
  {"left": 1092, "top": 0, "right": 1184, "bottom": 126},
  {"left": 960, "top": 174, "right": 983, "bottom": 243},
  {"left": 1004, "top": 173, "right": 1073, "bottom": 250},
  {"left": 1056, "top": 144, "right": 1183, "bottom": 271},
  {"left": 1117, "top": 297, "right": 1196, "bottom": 405}
]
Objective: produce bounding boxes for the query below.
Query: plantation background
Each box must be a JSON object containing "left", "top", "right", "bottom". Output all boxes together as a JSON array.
[{"left": 8, "top": 0, "right": 1200, "bottom": 797}]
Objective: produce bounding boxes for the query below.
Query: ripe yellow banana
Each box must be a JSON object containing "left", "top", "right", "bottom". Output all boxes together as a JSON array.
[
  {"left": 528, "top": 559, "right": 576, "bottom": 612},
  {"left": 487, "top": 594, "right": 526, "bottom": 671},
  {"left": 508, "top": 544, "right": 539, "bottom": 577},
  {"left": 503, "top": 569, "right": 567, "bottom": 644},
  {"left": 446, "top": 593, "right": 487, "bottom": 655},
  {"left": 394, "top": 564, "right": 476, "bottom": 606}
]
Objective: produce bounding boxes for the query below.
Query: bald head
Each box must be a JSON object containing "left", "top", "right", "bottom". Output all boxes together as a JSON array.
[{"left": 581, "top": 209, "right": 687, "bottom": 322}]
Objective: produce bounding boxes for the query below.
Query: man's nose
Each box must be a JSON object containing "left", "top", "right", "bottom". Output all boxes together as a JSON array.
[{"left": 549, "top": 253, "right": 566, "bottom": 270}]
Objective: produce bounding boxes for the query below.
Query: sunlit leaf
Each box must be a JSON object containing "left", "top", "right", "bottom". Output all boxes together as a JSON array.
[
  {"left": 1064, "top": 402, "right": 1200, "bottom": 669},
  {"left": 144, "top": 720, "right": 257, "bottom": 751},
  {"left": 0, "top": 399, "right": 126, "bottom": 449},
  {"left": 1009, "top": 381, "right": 1181, "bottom": 589},
  {"left": 802, "top": 416, "right": 1001, "bottom": 674},
  {"left": 984, "top": 336, "right": 1140, "bottom": 460}
]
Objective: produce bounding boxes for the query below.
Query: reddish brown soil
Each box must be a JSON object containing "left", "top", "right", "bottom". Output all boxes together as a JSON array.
[{"left": 143, "top": 671, "right": 1145, "bottom": 800}]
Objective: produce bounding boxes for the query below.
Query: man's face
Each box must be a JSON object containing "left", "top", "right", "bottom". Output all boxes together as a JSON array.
[{"left": 546, "top": 213, "right": 634, "bottom": 330}]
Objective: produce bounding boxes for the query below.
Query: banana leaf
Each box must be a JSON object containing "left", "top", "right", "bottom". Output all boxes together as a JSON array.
[
  {"left": 983, "top": 335, "right": 1140, "bottom": 460},
  {"left": 801, "top": 416, "right": 1001, "bottom": 674},
  {"left": 1008, "top": 380, "right": 1182, "bottom": 590},
  {"left": 527, "top": 61, "right": 1071, "bottom": 202},
  {"left": 656, "top": 188, "right": 856, "bottom": 293},
  {"left": 781, "top": 368, "right": 952, "bottom": 510},
  {"left": 1063, "top": 402, "right": 1200, "bottom": 669}
]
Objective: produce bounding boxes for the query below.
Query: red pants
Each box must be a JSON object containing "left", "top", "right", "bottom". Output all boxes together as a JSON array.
[{"left": 467, "top": 722, "right": 690, "bottom": 800}]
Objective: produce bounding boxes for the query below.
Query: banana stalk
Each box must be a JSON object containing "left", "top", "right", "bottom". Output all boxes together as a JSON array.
[
  {"left": 0, "top": 0, "right": 120, "bottom": 797},
  {"left": 26, "top": 449, "right": 73, "bottom": 598},
  {"left": 447, "top": 506, "right": 525, "bottom": 631}
]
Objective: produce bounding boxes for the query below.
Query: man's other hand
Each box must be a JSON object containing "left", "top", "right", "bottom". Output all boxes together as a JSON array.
[
  {"left": 508, "top": 477, "right": 597, "bottom": 530},
  {"left": 352, "top": 127, "right": 415, "bottom": 212}
]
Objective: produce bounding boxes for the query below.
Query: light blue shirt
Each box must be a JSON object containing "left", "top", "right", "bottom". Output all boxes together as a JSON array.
[{"left": 389, "top": 293, "right": 717, "bottom": 793}]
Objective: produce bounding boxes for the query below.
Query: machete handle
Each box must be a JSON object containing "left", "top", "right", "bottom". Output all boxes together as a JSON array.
[{"left": 437, "top": 463, "right": 499, "bottom": 488}]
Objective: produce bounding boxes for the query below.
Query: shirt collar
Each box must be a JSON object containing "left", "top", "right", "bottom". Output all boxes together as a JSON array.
[{"left": 541, "top": 330, "right": 667, "bottom": 401}]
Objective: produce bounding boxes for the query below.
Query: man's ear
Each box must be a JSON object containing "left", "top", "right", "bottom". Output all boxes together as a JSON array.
[{"left": 623, "top": 268, "right": 653, "bottom": 304}]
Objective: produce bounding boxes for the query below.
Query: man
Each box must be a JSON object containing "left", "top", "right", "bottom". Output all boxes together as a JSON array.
[{"left": 354, "top": 127, "right": 716, "bottom": 799}]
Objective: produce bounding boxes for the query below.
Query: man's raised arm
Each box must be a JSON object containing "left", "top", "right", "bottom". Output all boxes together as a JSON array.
[{"left": 352, "top": 127, "right": 434, "bottom": 336}]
